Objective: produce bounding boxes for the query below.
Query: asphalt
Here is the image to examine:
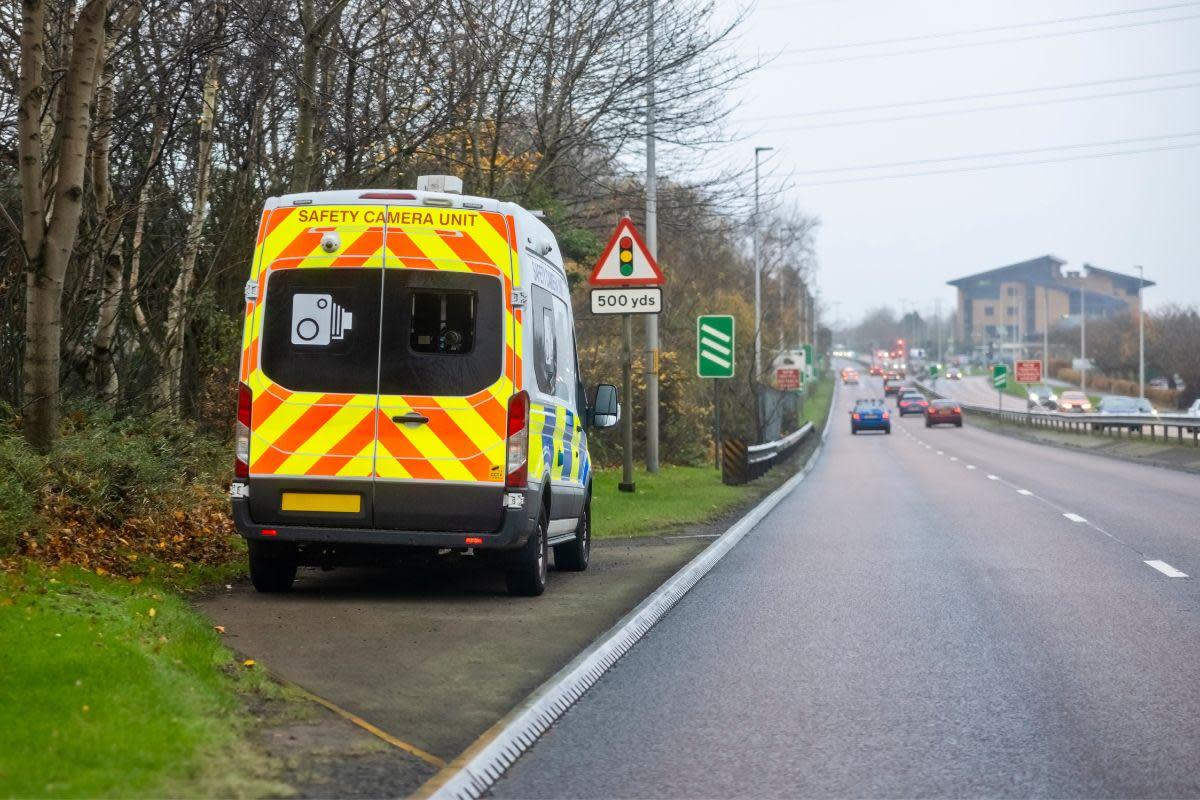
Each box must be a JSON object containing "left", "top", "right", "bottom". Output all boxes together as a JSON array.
[
  {"left": 492, "top": 369, "right": 1200, "bottom": 798},
  {"left": 200, "top": 536, "right": 708, "bottom": 769}
]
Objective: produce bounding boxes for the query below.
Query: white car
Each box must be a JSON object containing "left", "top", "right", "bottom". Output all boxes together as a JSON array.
[{"left": 1188, "top": 399, "right": 1200, "bottom": 417}]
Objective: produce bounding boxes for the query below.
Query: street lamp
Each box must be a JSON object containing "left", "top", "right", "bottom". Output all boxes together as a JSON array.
[
  {"left": 1137, "top": 265, "right": 1146, "bottom": 399},
  {"left": 1075, "top": 268, "right": 1089, "bottom": 395},
  {"left": 753, "top": 146, "right": 774, "bottom": 387}
]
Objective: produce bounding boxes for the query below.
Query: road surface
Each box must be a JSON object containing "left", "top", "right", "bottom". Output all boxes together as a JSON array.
[
  {"left": 492, "top": 371, "right": 1200, "bottom": 798},
  {"left": 930, "top": 373, "right": 1028, "bottom": 411}
]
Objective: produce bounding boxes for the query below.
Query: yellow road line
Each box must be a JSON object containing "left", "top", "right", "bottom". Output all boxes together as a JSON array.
[{"left": 265, "top": 668, "right": 447, "bottom": 769}]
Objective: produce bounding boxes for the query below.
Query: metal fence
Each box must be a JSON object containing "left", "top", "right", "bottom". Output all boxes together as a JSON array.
[
  {"left": 915, "top": 381, "right": 1200, "bottom": 447},
  {"left": 722, "top": 422, "right": 814, "bottom": 485}
]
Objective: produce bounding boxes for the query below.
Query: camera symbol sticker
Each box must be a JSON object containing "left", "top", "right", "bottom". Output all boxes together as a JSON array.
[{"left": 291, "top": 293, "right": 353, "bottom": 346}]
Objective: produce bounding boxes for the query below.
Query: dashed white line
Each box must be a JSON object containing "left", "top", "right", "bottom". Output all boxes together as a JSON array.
[
  {"left": 949, "top": 456, "right": 958, "bottom": 461},
  {"left": 987, "top": 474, "right": 999, "bottom": 480},
  {"left": 1144, "top": 560, "right": 1189, "bottom": 578},
  {"left": 936, "top": 450, "right": 944, "bottom": 456},
  {"left": 1016, "top": 489, "right": 1033, "bottom": 496},
  {"left": 966, "top": 465, "right": 976, "bottom": 470},
  {"left": 1063, "top": 513, "right": 1087, "bottom": 523}
]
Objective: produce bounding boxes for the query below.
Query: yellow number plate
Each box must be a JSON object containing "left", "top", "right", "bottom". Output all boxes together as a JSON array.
[{"left": 280, "top": 492, "right": 361, "bottom": 513}]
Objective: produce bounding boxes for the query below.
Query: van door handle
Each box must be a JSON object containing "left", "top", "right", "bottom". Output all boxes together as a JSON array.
[{"left": 392, "top": 413, "right": 429, "bottom": 425}]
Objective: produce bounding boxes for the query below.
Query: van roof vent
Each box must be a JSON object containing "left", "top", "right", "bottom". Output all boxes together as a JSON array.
[{"left": 416, "top": 175, "right": 463, "bottom": 194}]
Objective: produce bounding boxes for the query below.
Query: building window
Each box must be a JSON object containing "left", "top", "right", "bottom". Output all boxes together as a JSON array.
[
  {"left": 1006, "top": 287, "right": 1017, "bottom": 296},
  {"left": 1006, "top": 306, "right": 1015, "bottom": 317},
  {"left": 984, "top": 306, "right": 994, "bottom": 316}
]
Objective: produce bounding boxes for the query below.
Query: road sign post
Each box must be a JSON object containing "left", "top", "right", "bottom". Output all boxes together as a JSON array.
[
  {"left": 993, "top": 363, "right": 1009, "bottom": 413},
  {"left": 698, "top": 315, "right": 735, "bottom": 473},
  {"left": 590, "top": 218, "right": 665, "bottom": 491}
]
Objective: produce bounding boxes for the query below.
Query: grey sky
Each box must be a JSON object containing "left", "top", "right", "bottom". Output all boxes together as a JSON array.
[{"left": 707, "top": 0, "right": 1200, "bottom": 326}]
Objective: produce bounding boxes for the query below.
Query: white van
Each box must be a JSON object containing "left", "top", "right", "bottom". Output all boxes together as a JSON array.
[{"left": 231, "top": 177, "right": 618, "bottom": 596}]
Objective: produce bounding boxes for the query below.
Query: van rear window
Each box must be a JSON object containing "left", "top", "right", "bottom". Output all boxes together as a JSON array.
[
  {"left": 260, "top": 268, "right": 382, "bottom": 394},
  {"left": 380, "top": 271, "right": 503, "bottom": 396},
  {"left": 259, "top": 268, "right": 503, "bottom": 397}
]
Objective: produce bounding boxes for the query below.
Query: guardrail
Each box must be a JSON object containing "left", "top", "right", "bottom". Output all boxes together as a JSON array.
[
  {"left": 722, "top": 422, "right": 814, "bottom": 485},
  {"left": 915, "top": 380, "right": 1200, "bottom": 446}
]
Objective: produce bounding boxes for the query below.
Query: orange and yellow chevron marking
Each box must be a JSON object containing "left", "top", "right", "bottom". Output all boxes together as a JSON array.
[{"left": 242, "top": 203, "right": 519, "bottom": 481}]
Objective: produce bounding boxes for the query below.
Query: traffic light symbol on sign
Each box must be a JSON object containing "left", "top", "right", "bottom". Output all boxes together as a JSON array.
[{"left": 619, "top": 236, "right": 634, "bottom": 277}]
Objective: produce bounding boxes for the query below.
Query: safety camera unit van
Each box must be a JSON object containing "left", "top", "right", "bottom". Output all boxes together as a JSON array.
[{"left": 231, "top": 176, "right": 619, "bottom": 597}]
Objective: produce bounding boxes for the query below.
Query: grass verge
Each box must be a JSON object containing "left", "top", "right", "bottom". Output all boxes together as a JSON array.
[
  {"left": 0, "top": 563, "right": 288, "bottom": 798},
  {"left": 592, "top": 376, "right": 833, "bottom": 540}
]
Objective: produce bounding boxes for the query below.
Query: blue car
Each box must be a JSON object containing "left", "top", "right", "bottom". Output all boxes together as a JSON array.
[{"left": 851, "top": 399, "right": 891, "bottom": 434}]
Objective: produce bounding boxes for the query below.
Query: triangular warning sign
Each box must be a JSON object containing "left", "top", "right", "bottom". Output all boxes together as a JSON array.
[{"left": 589, "top": 218, "right": 665, "bottom": 286}]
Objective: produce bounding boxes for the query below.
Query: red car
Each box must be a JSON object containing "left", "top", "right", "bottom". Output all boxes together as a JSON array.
[
  {"left": 925, "top": 399, "right": 963, "bottom": 427},
  {"left": 869, "top": 365, "right": 883, "bottom": 376},
  {"left": 897, "top": 393, "right": 929, "bottom": 416}
]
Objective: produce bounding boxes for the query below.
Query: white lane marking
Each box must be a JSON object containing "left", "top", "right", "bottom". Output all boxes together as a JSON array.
[
  {"left": 936, "top": 450, "right": 944, "bottom": 455},
  {"left": 1063, "top": 513, "right": 1087, "bottom": 523},
  {"left": 966, "top": 465, "right": 976, "bottom": 470},
  {"left": 1016, "top": 489, "right": 1033, "bottom": 496},
  {"left": 949, "top": 456, "right": 958, "bottom": 462},
  {"left": 1144, "top": 560, "right": 1189, "bottom": 578},
  {"left": 987, "top": 474, "right": 999, "bottom": 480}
]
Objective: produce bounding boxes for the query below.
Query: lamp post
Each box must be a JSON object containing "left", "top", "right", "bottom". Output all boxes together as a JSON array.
[
  {"left": 1042, "top": 285, "right": 1050, "bottom": 372},
  {"left": 753, "top": 146, "right": 773, "bottom": 388},
  {"left": 1077, "top": 271, "right": 1088, "bottom": 395},
  {"left": 1137, "top": 265, "right": 1145, "bottom": 399}
]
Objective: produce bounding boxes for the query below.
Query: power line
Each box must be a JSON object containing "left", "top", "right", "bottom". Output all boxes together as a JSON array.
[
  {"left": 743, "top": 67, "right": 1200, "bottom": 122},
  {"left": 792, "top": 130, "right": 1200, "bottom": 174},
  {"left": 767, "top": 12, "right": 1200, "bottom": 68},
  {"left": 792, "top": 141, "right": 1200, "bottom": 187},
  {"left": 754, "top": 81, "right": 1200, "bottom": 133},
  {"left": 776, "top": 1, "right": 1200, "bottom": 55}
]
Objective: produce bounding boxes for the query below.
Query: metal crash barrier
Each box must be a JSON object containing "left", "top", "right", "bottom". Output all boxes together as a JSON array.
[
  {"left": 915, "top": 381, "right": 1200, "bottom": 446},
  {"left": 722, "top": 421, "right": 814, "bottom": 485}
]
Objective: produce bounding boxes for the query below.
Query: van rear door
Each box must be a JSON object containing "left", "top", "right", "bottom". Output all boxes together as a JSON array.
[
  {"left": 373, "top": 210, "right": 517, "bottom": 532},
  {"left": 245, "top": 206, "right": 385, "bottom": 528}
]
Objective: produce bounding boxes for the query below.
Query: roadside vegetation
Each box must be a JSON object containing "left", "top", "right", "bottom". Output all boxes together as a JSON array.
[{"left": 593, "top": 376, "right": 834, "bottom": 540}]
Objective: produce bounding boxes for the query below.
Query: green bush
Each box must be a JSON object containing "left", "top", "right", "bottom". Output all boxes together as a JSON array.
[
  {"left": 49, "top": 409, "right": 228, "bottom": 523},
  {"left": 0, "top": 409, "right": 229, "bottom": 554},
  {"left": 0, "top": 431, "right": 46, "bottom": 551}
]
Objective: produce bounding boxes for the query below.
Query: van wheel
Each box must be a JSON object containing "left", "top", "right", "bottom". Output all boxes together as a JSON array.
[
  {"left": 506, "top": 511, "right": 548, "bottom": 597},
  {"left": 248, "top": 540, "right": 297, "bottom": 593},
  {"left": 554, "top": 497, "right": 590, "bottom": 572}
]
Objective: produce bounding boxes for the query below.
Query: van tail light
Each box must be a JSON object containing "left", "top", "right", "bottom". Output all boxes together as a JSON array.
[
  {"left": 235, "top": 382, "right": 251, "bottom": 479},
  {"left": 852, "top": 413, "right": 861, "bottom": 420},
  {"left": 505, "top": 391, "right": 530, "bottom": 488},
  {"left": 882, "top": 412, "right": 890, "bottom": 420}
]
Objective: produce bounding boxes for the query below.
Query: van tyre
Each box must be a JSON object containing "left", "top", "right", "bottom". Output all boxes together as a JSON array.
[
  {"left": 506, "top": 510, "right": 548, "bottom": 597},
  {"left": 248, "top": 540, "right": 297, "bottom": 593},
  {"left": 554, "top": 496, "right": 590, "bottom": 572}
]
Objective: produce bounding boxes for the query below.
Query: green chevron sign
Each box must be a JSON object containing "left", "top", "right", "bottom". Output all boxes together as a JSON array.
[{"left": 697, "top": 315, "right": 735, "bottom": 378}]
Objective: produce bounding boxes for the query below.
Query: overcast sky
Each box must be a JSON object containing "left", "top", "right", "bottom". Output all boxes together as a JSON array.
[{"left": 703, "top": 0, "right": 1200, "bottom": 327}]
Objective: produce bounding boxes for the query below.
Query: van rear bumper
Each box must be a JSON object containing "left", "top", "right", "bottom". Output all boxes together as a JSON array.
[{"left": 230, "top": 485, "right": 537, "bottom": 550}]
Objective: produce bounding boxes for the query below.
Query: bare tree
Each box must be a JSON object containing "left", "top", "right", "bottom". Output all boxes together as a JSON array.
[{"left": 19, "top": 0, "right": 108, "bottom": 451}]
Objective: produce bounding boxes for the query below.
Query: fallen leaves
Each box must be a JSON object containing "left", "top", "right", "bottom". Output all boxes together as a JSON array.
[
  {"left": 15, "top": 496, "right": 241, "bottom": 579},
  {"left": 213, "top": 625, "right": 225, "bottom": 634},
  {"left": 242, "top": 659, "right": 255, "bottom": 668}
]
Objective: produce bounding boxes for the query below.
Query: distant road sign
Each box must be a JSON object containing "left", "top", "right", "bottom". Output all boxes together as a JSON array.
[
  {"left": 1016, "top": 359, "right": 1043, "bottom": 383},
  {"left": 589, "top": 218, "right": 664, "bottom": 286},
  {"left": 776, "top": 368, "right": 801, "bottom": 390},
  {"left": 992, "top": 363, "right": 1009, "bottom": 390},
  {"left": 697, "top": 315, "right": 735, "bottom": 378},
  {"left": 589, "top": 287, "right": 662, "bottom": 315}
]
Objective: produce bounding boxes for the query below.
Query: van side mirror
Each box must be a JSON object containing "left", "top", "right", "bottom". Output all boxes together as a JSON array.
[{"left": 590, "top": 384, "right": 620, "bottom": 429}]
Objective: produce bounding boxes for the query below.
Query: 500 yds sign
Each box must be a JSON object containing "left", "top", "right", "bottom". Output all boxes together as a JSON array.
[{"left": 589, "top": 287, "right": 663, "bottom": 315}]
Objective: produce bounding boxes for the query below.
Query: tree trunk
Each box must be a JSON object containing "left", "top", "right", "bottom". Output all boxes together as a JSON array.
[
  {"left": 290, "top": 0, "right": 317, "bottom": 193},
  {"left": 20, "top": 0, "right": 107, "bottom": 453},
  {"left": 158, "top": 34, "right": 221, "bottom": 415},
  {"left": 90, "top": 15, "right": 124, "bottom": 404}
]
